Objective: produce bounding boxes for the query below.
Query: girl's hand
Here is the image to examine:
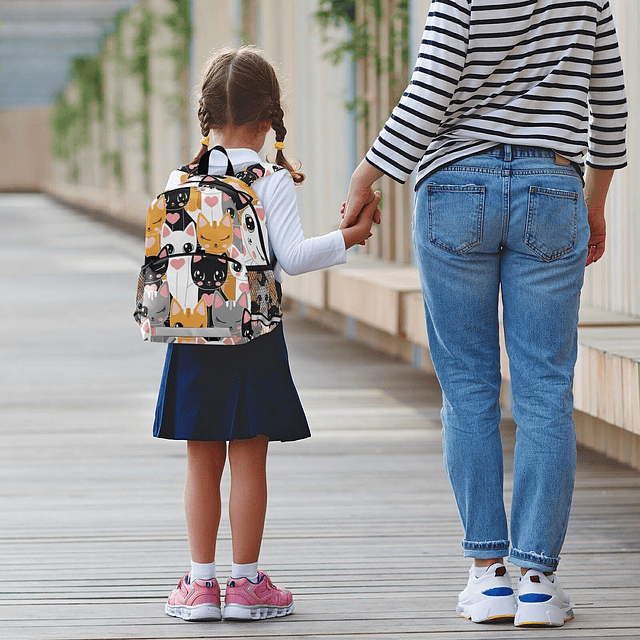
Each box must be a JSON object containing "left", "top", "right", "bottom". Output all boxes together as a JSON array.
[
  {"left": 341, "top": 201, "right": 371, "bottom": 246},
  {"left": 340, "top": 191, "right": 381, "bottom": 249}
]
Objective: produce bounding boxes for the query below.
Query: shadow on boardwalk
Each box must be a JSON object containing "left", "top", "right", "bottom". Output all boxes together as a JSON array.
[{"left": 1, "top": 194, "right": 639, "bottom": 639}]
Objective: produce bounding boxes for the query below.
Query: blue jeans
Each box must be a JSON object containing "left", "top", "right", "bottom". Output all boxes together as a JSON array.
[{"left": 414, "top": 145, "right": 588, "bottom": 572}]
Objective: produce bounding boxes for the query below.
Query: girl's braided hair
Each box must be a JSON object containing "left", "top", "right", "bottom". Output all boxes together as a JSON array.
[{"left": 192, "top": 46, "right": 304, "bottom": 185}]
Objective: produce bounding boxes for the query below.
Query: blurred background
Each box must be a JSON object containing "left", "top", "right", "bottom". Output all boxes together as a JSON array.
[{"left": 1, "top": 0, "right": 639, "bottom": 469}]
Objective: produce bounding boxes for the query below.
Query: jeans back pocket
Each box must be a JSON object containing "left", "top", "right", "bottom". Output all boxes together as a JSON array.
[
  {"left": 426, "top": 184, "right": 485, "bottom": 255},
  {"left": 525, "top": 186, "right": 578, "bottom": 262}
]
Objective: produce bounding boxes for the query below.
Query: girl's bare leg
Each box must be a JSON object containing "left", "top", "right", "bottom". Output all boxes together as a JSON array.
[
  {"left": 228, "top": 435, "right": 269, "bottom": 564},
  {"left": 185, "top": 440, "right": 227, "bottom": 563}
]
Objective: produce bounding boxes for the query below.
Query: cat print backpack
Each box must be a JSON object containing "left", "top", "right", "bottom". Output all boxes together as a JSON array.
[{"left": 134, "top": 146, "right": 284, "bottom": 345}]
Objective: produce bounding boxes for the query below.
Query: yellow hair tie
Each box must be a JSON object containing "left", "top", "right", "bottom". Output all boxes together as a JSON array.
[
  {"left": 200, "top": 135, "right": 210, "bottom": 147},
  {"left": 274, "top": 141, "right": 285, "bottom": 151}
]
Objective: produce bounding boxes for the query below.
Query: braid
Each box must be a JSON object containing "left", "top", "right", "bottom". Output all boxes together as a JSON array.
[
  {"left": 270, "top": 105, "right": 305, "bottom": 185},
  {"left": 191, "top": 99, "right": 213, "bottom": 165},
  {"left": 270, "top": 106, "right": 286, "bottom": 143},
  {"left": 198, "top": 98, "right": 212, "bottom": 138}
]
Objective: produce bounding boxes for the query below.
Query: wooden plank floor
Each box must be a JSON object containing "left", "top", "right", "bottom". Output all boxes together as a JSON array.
[{"left": 1, "top": 193, "right": 640, "bottom": 639}]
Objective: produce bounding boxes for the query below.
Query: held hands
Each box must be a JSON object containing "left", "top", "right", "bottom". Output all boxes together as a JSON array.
[
  {"left": 339, "top": 190, "right": 382, "bottom": 250},
  {"left": 341, "top": 160, "right": 384, "bottom": 230},
  {"left": 338, "top": 159, "right": 385, "bottom": 249}
]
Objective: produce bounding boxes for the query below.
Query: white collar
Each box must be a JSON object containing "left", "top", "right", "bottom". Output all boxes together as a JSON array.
[{"left": 207, "top": 147, "right": 263, "bottom": 173}]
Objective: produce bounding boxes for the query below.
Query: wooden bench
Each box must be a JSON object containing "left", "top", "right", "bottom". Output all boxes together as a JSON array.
[
  {"left": 327, "top": 260, "right": 422, "bottom": 336},
  {"left": 573, "top": 323, "right": 640, "bottom": 468}
]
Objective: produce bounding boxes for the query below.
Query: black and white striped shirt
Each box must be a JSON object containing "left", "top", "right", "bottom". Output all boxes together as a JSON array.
[{"left": 366, "top": 0, "right": 628, "bottom": 188}]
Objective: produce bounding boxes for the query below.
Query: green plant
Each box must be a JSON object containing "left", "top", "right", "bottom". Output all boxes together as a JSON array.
[
  {"left": 50, "top": 3, "right": 162, "bottom": 187},
  {"left": 314, "top": 0, "right": 409, "bottom": 125},
  {"left": 73, "top": 56, "right": 104, "bottom": 124},
  {"left": 315, "top": 0, "right": 408, "bottom": 65},
  {"left": 161, "top": 0, "right": 192, "bottom": 118},
  {"left": 50, "top": 93, "right": 79, "bottom": 159},
  {"left": 158, "top": 0, "right": 193, "bottom": 161},
  {"left": 387, "top": 0, "right": 409, "bottom": 80},
  {"left": 50, "top": 9, "right": 126, "bottom": 182},
  {"left": 162, "top": 0, "right": 192, "bottom": 68},
  {"left": 50, "top": 52, "right": 104, "bottom": 184},
  {"left": 314, "top": 0, "right": 371, "bottom": 66},
  {"left": 130, "top": 4, "right": 154, "bottom": 98},
  {"left": 108, "top": 10, "right": 128, "bottom": 185},
  {"left": 315, "top": 0, "right": 356, "bottom": 28},
  {"left": 129, "top": 3, "right": 155, "bottom": 188},
  {"left": 51, "top": 54, "right": 102, "bottom": 144}
]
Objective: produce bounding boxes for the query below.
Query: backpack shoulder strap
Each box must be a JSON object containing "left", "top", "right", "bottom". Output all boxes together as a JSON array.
[
  {"left": 179, "top": 146, "right": 236, "bottom": 178},
  {"left": 206, "top": 146, "right": 235, "bottom": 176}
]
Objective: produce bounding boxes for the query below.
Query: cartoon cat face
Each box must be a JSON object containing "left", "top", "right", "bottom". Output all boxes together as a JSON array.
[
  {"left": 165, "top": 187, "right": 190, "bottom": 212},
  {"left": 197, "top": 212, "right": 233, "bottom": 253},
  {"left": 143, "top": 248, "right": 169, "bottom": 286},
  {"left": 164, "top": 187, "right": 199, "bottom": 230},
  {"left": 211, "top": 291, "right": 251, "bottom": 343},
  {"left": 190, "top": 253, "right": 228, "bottom": 292},
  {"left": 145, "top": 198, "right": 166, "bottom": 256},
  {"left": 143, "top": 282, "right": 170, "bottom": 326},
  {"left": 170, "top": 298, "right": 207, "bottom": 328},
  {"left": 242, "top": 207, "right": 268, "bottom": 265},
  {"left": 161, "top": 221, "right": 197, "bottom": 256}
]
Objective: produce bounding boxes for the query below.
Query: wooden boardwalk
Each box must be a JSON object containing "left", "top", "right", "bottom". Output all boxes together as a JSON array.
[{"left": 1, "top": 193, "right": 639, "bottom": 639}]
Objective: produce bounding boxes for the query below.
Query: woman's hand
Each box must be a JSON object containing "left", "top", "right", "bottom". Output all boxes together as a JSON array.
[
  {"left": 586, "top": 206, "right": 606, "bottom": 266},
  {"left": 341, "top": 160, "right": 384, "bottom": 230},
  {"left": 584, "top": 167, "right": 614, "bottom": 266}
]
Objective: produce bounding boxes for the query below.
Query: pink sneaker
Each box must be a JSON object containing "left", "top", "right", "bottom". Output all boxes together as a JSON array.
[
  {"left": 223, "top": 571, "right": 294, "bottom": 620},
  {"left": 165, "top": 574, "right": 222, "bottom": 621}
]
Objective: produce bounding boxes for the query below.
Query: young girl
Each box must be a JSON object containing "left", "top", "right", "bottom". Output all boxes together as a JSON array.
[{"left": 154, "top": 46, "right": 379, "bottom": 622}]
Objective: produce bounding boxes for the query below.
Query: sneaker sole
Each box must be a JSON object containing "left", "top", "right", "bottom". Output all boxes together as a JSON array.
[
  {"left": 222, "top": 601, "right": 295, "bottom": 621},
  {"left": 165, "top": 603, "right": 222, "bottom": 621},
  {"left": 456, "top": 595, "right": 517, "bottom": 623},
  {"left": 514, "top": 602, "right": 573, "bottom": 627}
]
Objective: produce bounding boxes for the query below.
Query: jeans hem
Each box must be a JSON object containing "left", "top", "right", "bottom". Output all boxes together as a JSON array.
[
  {"left": 508, "top": 548, "right": 560, "bottom": 572},
  {"left": 462, "top": 539, "right": 510, "bottom": 559}
]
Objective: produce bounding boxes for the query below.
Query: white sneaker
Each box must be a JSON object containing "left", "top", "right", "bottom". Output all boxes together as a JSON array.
[
  {"left": 515, "top": 569, "right": 573, "bottom": 627},
  {"left": 456, "top": 563, "right": 517, "bottom": 623}
]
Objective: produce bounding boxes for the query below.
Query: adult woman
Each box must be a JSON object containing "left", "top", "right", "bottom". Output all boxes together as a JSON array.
[{"left": 342, "top": 0, "right": 627, "bottom": 627}]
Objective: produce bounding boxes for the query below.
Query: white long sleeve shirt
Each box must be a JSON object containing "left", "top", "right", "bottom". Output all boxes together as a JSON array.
[
  {"left": 367, "top": 0, "right": 628, "bottom": 189},
  {"left": 164, "top": 148, "right": 346, "bottom": 281}
]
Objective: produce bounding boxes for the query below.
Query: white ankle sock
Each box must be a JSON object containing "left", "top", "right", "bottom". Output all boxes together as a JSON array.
[
  {"left": 472, "top": 565, "right": 489, "bottom": 578},
  {"left": 190, "top": 560, "right": 216, "bottom": 582},
  {"left": 231, "top": 561, "right": 259, "bottom": 582},
  {"left": 473, "top": 563, "right": 502, "bottom": 578}
]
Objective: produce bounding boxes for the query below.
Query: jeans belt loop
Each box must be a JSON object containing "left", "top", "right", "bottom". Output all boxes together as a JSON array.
[{"left": 504, "top": 143, "right": 512, "bottom": 163}]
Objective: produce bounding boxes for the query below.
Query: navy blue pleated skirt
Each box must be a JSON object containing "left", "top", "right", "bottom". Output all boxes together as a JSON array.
[{"left": 153, "top": 323, "right": 310, "bottom": 442}]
